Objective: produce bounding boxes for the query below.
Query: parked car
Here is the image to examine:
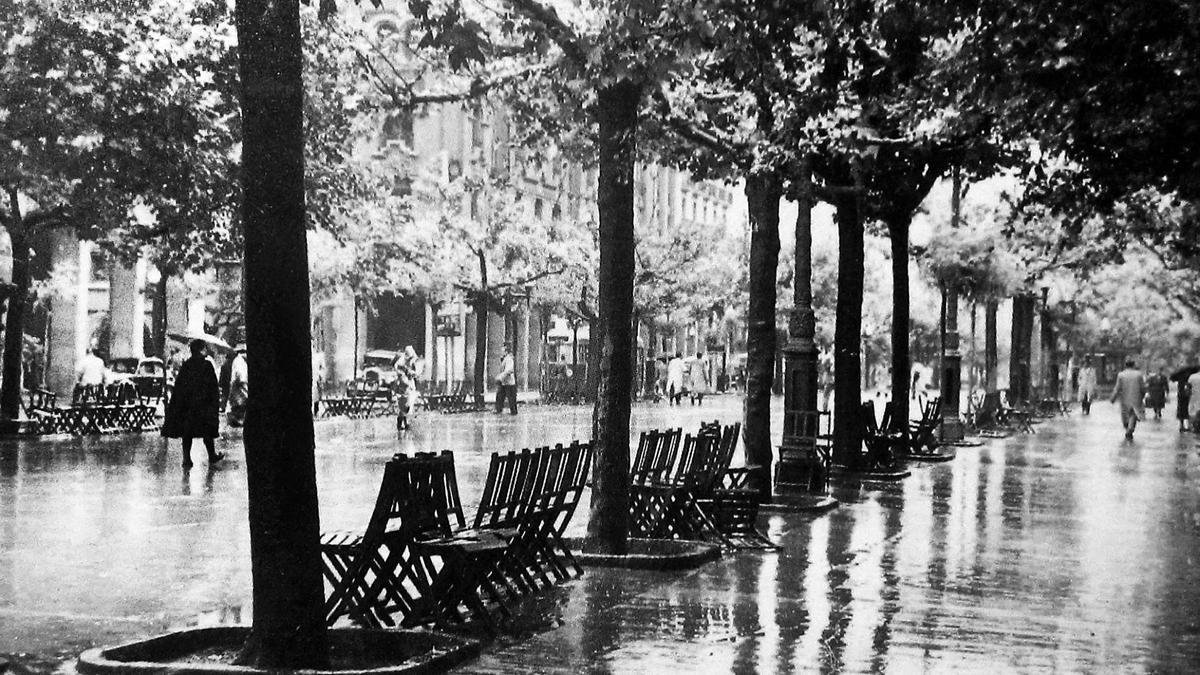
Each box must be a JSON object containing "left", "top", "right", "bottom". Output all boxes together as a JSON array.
[
  {"left": 361, "top": 349, "right": 400, "bottom": 387},
  {"left": 108, "top": 356, "right": 170, "bottom": 401}
]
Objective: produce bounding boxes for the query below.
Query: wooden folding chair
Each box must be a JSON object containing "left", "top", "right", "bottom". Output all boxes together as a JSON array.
[{"left": 321, "top": 456, "right": 440, "bottom": 629}]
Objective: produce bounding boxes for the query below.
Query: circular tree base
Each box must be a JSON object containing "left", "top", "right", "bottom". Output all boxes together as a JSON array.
[
  {"left": 829, "top": 464, "right": 911, "bottom": 482},
  {"left": 898, "top": 447, "right": 957, "bottom": 463},
  {"left": 78, "top": 626, "right": 479, "bottom": 675},
  {"left": 566, "top": 537, "right": 720, "bottom": 571},
  {"left": 761, "top": 493, "right": 839, "bottom": 514}
]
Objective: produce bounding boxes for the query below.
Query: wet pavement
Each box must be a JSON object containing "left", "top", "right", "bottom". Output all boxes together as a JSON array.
[{"left": 2, "top": 397, "right": 1200, "bottom": 673}]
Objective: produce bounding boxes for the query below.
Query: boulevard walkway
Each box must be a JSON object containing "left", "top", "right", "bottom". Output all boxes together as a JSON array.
[{"left": 1, "top": 397, "right": 1198, "bottom": 673}]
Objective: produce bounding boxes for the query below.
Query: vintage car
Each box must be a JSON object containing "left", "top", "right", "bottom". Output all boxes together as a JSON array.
[
  {"left": 108, "top": 356, "right": 170, "bottom": 401},
  {"left": 360, "top": 349, "right": 401, "bottom": 388}
]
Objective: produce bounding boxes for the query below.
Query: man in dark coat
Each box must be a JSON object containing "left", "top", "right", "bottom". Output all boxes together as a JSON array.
[{"left": 163, "top": 339, "right": 224, "bottom": 468}]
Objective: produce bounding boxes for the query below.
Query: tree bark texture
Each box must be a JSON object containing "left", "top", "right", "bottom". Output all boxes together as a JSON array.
[
  {"left": 151, "top": 265, "right": 169, "bottom": 359},
  {"left": 743, "top": 172, "right": 782, "bottom": 493},
  {"left": 886, "top": 212, "right": 910, "bottom": 445},
  {"left": 472, "top": 252, "right": 489, "bottom": 405},
  {"left": 234, "top": 0, "right": 327, "bottom": 665},
  {"left": 0, "top": 225, "right": 29, "bottom": 423},
  {"left": 584, "top": 80, "right": 640, "bottom": 555},
  {"left": 1040, "top": 305, "right": 1056, "bottom": 398},
  {"left": 1009, "top": 294, "right": 1036, "bottom": 403},
  {"left": 832, "top": 194, "right": 865, "bottom": 468},
  {"left": 985, "top": 299, "right": 998, "bottom": 391},
  {"left": 586, "top": 317, "right": 601, "bottom": 402}
]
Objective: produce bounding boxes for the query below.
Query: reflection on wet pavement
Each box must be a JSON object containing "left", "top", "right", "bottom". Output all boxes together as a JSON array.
[{"left": 2, "top": 398, "right": 1199, "bottom": 673}]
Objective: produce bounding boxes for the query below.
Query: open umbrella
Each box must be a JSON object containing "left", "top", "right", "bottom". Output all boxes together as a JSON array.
[
  {"left": 167, "top": 331, "right": 232, "bottom": 352},
  {"left": 1169, "top": 365, "right": 1200, "bottom": 382}
]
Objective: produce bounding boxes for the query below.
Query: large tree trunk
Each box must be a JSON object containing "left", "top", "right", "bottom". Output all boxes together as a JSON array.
[
  {"left": 743, "top": 172, "right": 782, "bottom": 494},
  {"left": 985, "top": 299, "right": 998, "bottom": 391},
  {"left": 1009, "top": 294, "right": 1036, "bottom": 404},
  {"left": 472, "top": 300, "right": 488, "bottom": 404},
  {"left": 151, "top": 263, "right": 169, "bottom": 359},
  {"left": 585, "top": 316, "right": 601, "bottom": 402},
  {"left": 630, "top": 312, "right": 640, "bottom": 399},
  {"left": 832, "top": 194, "right": 865, "bottom": 469},
  {"left": 0, "top": 217, "right": 29, "bottom": 425},
  {"left": 968, "top": 302, "right": 977, "bottom": 393},
  {"left": 584, "top": 80, "right": 640, "bottom": 555},
  {"left": 886, "top": 212, "right": 910, "bottom": 446},
  {"left": 234, "top": 0, "right": 327, "bottom": 666},
  {"left": 472, "top": 252, "right": 489, "bottom": 405}
]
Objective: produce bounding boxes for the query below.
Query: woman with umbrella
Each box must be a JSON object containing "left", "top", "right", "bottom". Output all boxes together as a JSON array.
[
  {"left": 1170, "top": 364, "right": 1198, "bottom": 432},
  {"left": 163, "top": 339, "right": 225, "bottom": 468}
]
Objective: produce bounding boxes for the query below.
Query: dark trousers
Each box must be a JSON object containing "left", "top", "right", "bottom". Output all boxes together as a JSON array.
[
  {"left": 182, "top": 437, "right": 216, "bottom": 465},
  {"left": 495, "top": 385, "right": 517, "bottom": 414}
]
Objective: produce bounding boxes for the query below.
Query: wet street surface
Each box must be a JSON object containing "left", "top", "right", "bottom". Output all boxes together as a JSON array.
[{"left": 2, "top": 397, "right": 1199, "bottom": 673}]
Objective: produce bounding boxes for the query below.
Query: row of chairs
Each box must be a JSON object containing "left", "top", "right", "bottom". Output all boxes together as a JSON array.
[
  {"left": 629, "top": 421, "right": 776, "bottom": 550},
  {"left": 540, "top": 376, "right": 586, "bottom": 405},
  {"left": 967, "top": 390, "right": 1035, "bottom": 435},
  {"left": 22, "top": 384, "right": 158, "bottom": 435},
  {"left": 423, "top": 383, "right": 473, "bottom": 413},
  {"left": 321, "top": 442, "right": 591, "bottom": 632}
]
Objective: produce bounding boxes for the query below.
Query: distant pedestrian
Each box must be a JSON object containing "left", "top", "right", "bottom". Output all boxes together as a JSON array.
[
  {"left": 312, "top": 349, "right": 325, "bottom": 416},
  {"left": 74, "top": 347, "right": 107, "bottom": 402},
  {"left": 689, "top": 352, "right": 710, "bottom": 405},
  {"left": 1110, "top": 359, "right": 1146, "bottom": 440},
  {"left": 1146, "top": 367, "right": 1169, "bottom": 419},
  {"left": 227, "top": 346, "right": 248, "bottom": 428},
  {"left": 495, "top": 346, "right": 517, "bottom": 415},
  {"left": 218, "top": 352, "right": 233, "bottom": 412},
  {"left": 1078, "top": 358, "right": 1098, "bottom": 415},
  {"left": 1177, "top": 369, "right": 1193, "bottom": 432},
  {"left": 395, "top": 365, "right": 416, "bottom": 431},
  {"left": 666, "top": 352, "right": 686, "bottom": 406},
  {"left": 163, "top": 339, "right": 224, "bottom": 468},
  {"left": 1188, "top": 369, "right": 1200, "bottom": 432}
]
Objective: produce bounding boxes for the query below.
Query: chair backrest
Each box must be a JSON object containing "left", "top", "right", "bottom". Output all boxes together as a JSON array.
[
  {"left": 631, "top": 429, "right": 659, "bottom": 479},
  {"left": 360, "top": 453, "right": 456, "bottom": 552},
  {"left": 411, "top": 451, "right": 465, "bottom": 530},
  {"left": 668, "top": 432, "right": 718, "bottom": 488},
  {"left": 631, "top": 428, "right": 681, "bottom": 485},
  {"left": 698, "top": 422, "right": 739, "bottom": 495},
  {"left": 536, "top": 441, "right": 592, "bottom": 534},
  {"left": 861, "top": 400, "right": 879, "bottom": 435},
  {"left": 880, "top": 400, "right": 897, "bottom": 433},
  {"left": 924, "top": 396, "right": 942, "bottom": 424},
  {"left": 474, "top": 448, "right": 538, "bottom": 529}
]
